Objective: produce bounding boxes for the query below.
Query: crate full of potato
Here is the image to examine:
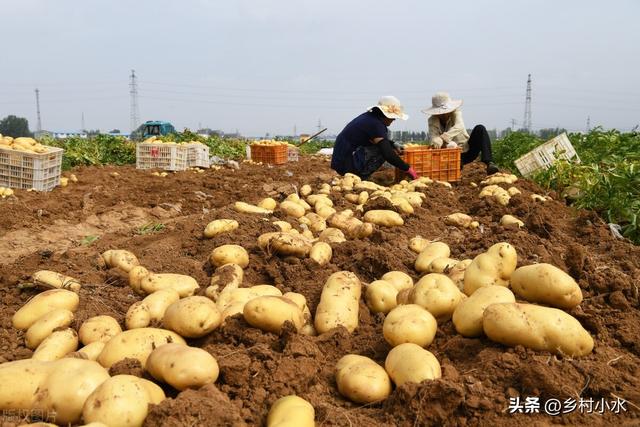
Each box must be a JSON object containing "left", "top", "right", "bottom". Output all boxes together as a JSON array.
[
  {"left": 0, "top": 135, "right": 63, "bottom": 191},
  {"left": 250, "top": 140, "right": 289, "bottom": 165},
  {"left": 395, "top": 144, "right": 462, "bottom": 182},
  {"left": 136, "top": 137, "right": 188, "bottom": 171}
]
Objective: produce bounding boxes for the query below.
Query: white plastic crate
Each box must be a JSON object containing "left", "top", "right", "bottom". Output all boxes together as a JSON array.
[
  {"left": 0, "top": 146, "right": 63, "bottom": 191},
  {"left": 186, "top": 143, "right": 210, "bottom": 168},
  {"left": 514, "top": 133, "right": 580, "bottom": 177},
  {"left": 288, "top": 146, "right": 300, "bottom": 162},
  {"left": 136, "top": 143, "right": 187, "bottom": 171}
]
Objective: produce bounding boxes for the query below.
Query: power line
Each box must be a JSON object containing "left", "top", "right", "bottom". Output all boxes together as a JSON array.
[
  {"left": 35, "top": 88, "right": 42, "bottom": 132},
  {"left": 523, "top": 74, "right": 532, "bottom": 133},
  {"left": 129, "top": 69, "right": 140, "bottom": 132}
]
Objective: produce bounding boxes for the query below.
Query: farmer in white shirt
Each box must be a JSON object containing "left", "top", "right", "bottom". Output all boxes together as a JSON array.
[{"left": 422, "top": 92, "right": 499, "bottom": 175}]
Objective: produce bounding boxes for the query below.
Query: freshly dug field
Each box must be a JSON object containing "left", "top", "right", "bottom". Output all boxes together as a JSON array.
[{"left": 0, "top": 157, "right": 638, "bottom": 426}]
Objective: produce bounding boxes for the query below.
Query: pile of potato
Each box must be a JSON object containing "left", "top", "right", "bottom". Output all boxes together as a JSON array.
[
  {"left": 0, "top": 135, "right": 53, "bottom": 154},
  {"left": 0, "top": 187, "right": 15, "bottom": 198},
  {"left": 251, "top": 139, "right": 290, "bottom": 146}
]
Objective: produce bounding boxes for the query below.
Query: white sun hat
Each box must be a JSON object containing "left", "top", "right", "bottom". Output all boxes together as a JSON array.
[
  {"left": 421, "top": 92, "right": 463, "bottom": 116},
  {"left": 367, "top": 95, "right": 409, "bottom": 120}
]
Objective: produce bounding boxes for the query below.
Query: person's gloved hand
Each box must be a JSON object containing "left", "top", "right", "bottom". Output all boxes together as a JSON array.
[
  {"left": 406, "top": 167, "right": 419, "bottom": 180},
  {"left": 430, "top": 136, "right": 443, "bottom": 149},
  {"left": 441, "top": 133, "right": 451, "bottom": 143},
  {"left": 446, "top": 141, "right": 458, "bottom": 149}
]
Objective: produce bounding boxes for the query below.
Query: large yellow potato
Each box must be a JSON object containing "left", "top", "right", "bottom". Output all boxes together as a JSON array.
[
  {"left": 335, "top": 355, "right": 391, "bottom": 404},
  {"left": 12, "top": 289, "right": 80, "bottom": 330},
  {"left": 163, "top": 296, "right": 222, "bottom": 338},
  {"left": 234, "top": 201, "right": 273, "bottom": 214},
  {"left": 452, "top": 286, "right": 516, "bottom": 337},
  {"left": 125, "top": 289, "right": 180, "bottom": 330},
  {"left": 125, "top": 302, "right": 151, "bottom": 330},
  {"left": 97, "top": 328, "right": 186, "bottom": 368},
  {"left": 128, "top": 266, "right": 150, "bottom": 295},
  {"left": 381, "top": 271, "right": 413, "bottom": 292},
  {"left": 267, "top": 395, "right": 315, "bottom": 427},
  {"left": 427, "top": 257, "right": 459, "bottom": 274},
  {"left": 82, "top": 375, "right": 165, "bottom": 427},
  {"left": 314, "top": 271, "right": 361, "bottom": 333},
  {"left": 414, "top": 242, "right": 450, "bottom": 273},
  {"left": 140, "top": 273, "right": 199, "bottom": 297},
  {"left": 309, "top": 241, "right": 332, "bottom": 265},
  {"left": 500, "top": 215, "right": 524, "bottom": 228},
  {"left": 78, "top": 315, "right": 123, "bottom": 346},
  {"left": 220, "top": 285, "right": 283, "bottom": 320},
  {"left": 32, "top": 328, "right": 78, "bottom": 361},
  {"left": 463, "top": 242, "right": 517, "bottom": 296},
  {"left": 444, "top": 213, "right": 474, "bottom": 229},
  {"left": 243, "top": 296, "right": 304, "bottom": 333},
  {"left": 266, "top": 233, "right": 313, "bottom": 257},
  {"left": 409, "top": 274, "right": 462, "bottom": 320},
  {"left": 99, "top": 249, "right": 140, "bottom": 273},
  {"left": 384, "top": 343, "right": 441, "bottom": 387},
  {"left": 327, "top": 212, "right": 374, "bottom": 239},
  {"left": 25, "top": 308, "right": 74, "bottom": 349},
  {"left": 146, "top": 343, "right": 219, "bottom": 391},
  {"left": 280, "top": 200, "right": 305, "bottom": 218},
  {"left": 203, "top": 219, "right": 239, "bottom": 238},
  {"left": 210, "top": 244, "right": 249, "bottom": 268},
  {"left": 318, "top": 227, "right": 346, "bottom": 244},
  {"left": 383, "top": 304, "right": 437, "bottom": 348},
  {"left": 259, "top": 197, "right": 278, "bottom": 211},
  {"left": 0, "top": 359, "right": 52, "bottom": 411},
  {"left": 363, "top": 209, "right": 404, "bottom": 227},
  {"left": 365, "top": 280, "right": 398, "bottom": 314},
  {"left": 32, "top": 270, "right": 81, "bottom": 292},
  {"left": 483, "top": 303, "right": 594, "bottom": 356},
  {"left": 510, "top": 263, "right": 583, "bottom": 309},
  {"left": 409, "top": 236, "right": 430, "bottom": 253}
]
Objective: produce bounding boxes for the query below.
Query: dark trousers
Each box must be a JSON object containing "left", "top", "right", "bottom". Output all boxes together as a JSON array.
[
  {"left": 352, "top": 140, "right": 408, "bottom": 179},
  {"left": 461, "top": 125, "right": 493, "bottom": 165}
]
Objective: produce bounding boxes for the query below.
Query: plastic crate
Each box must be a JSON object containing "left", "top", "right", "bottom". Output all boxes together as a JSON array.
[
  {"left": 250, "top": 144, "right": 288, "bottom": 165},
  {"left": 514, "top": 133, "right": 580, "bottom": 177},
  {"left": 395, "top": 146, "right": 462, "bottom": 182},
  {"left": 186, "top": 143, "right": 210, "bottom": 168},
  {"left": 0, "top": 146, "right": 63, "bottom": 191},
  {"left": 136, "top": 143, "right": 187, "bottom": 171},
  {"left": 288, "top": 146, "right": 300, "bottom": 162}
]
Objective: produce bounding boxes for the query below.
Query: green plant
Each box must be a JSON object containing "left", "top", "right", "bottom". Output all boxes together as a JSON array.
[
  {"left": 136, "top": 222, "right": 166, "bottom": 235},
  {"left": 80, "top": 235, "right": 100, "bottom": 245}
]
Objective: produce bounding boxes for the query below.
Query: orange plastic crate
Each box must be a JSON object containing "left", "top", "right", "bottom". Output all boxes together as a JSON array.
[
  {"left": 395, "top": 146, "right": 462, "bottom": 182},
  {"left": 250, "top": 144, "right": 288, "bottom": 165}
]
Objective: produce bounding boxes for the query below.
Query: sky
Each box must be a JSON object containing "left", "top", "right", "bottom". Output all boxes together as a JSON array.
[{"left": 1, "top": 0, "right": 639, "bottom": 136}]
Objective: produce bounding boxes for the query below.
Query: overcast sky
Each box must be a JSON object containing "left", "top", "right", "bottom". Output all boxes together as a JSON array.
[{"left": 2, "top": 0, "right": 639, "bottom": 136}]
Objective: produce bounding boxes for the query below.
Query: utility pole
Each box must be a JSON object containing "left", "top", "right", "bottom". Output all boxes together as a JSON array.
[
  {"left": 510, "top": 118, "right": 517, "bottom": 130},
  {"left": 81, "top": 112, "right": 85, "bottom": 132},
  {"left": 523, "top": 74, "right": 532, "bottom": 133},
  {"left": 35, "top": 88, "right": 42, "bottom": 132},
  {"left": 129, "top": 70, "right": 140, "bottom": 132},
  {"left": 293, "top": 124, "right": 297, "bottom": 137},
  {"left": 586, "top": 116, "right": 591, "bottom": 132},
  {"left": 317, "top": 119, "right": 322, "bottom": 133}
]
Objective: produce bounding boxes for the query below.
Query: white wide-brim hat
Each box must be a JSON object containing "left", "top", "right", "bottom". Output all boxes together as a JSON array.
[
  {"left": 421, "top": 92, "right": 463, "bottom": 116},
  {"left": 367, "top": 95, "right": 409, "bottom": 120}
]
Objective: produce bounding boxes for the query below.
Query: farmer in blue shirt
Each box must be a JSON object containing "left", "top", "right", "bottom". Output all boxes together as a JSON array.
[{"left": 331, "top": 96, "right": 418, "bottom": 180}]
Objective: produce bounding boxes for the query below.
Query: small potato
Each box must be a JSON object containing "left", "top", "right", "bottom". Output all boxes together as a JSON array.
[
  {"left": 146, "top": 343, "right": 219, "bottom": 390},
  {"left": 452, "top": 285, "right": 516, "bottom": 337},
  {"left": 365, "top": 280, "right": 398, "bottom": 314},
  {"left": 314, "top": 271, "right": 361, "bottom": 333},
  {"left": 210, "top": 244, "right": 249, "bottom": 268},
  {"left": 163, "top": 296, "right": 222, "bottom": 338},
  {"left": 384, "top": 343, "right": 441, "bottom": 387},
  {"left": 444, "top": 213, "right": 474, "bottom": 229},
  {"left": 125, "top": 302, "right": 151, "bottom": 330},
  {"left": 483, "top": 303, "right": 594, "bottom": 356},
  {"left": 267, "top": 395, "right": 315, "bottom": 427},
  {"left": 409, "top": 274, "right": 462, "bottom": 321},
  {"left": 381, "top": 271, "right": 413, "bottom": 292},
  {"left": 319, "top": 227, "right": 346, "bottom": 244},
  {"left": 75, "top": 341, "right": 106, "bottom": 361},
  {"left": 409, "top": 236, "right": 430, "bottom": 253},
  {"left": 427, "top": 257, "right": 459, "bottom": 274},
  {"left": 142, "top": 288, "right": 181, "bottom": 321},
  {"left": 140, "top": 273, "right": 200, "bottom": 297},
  {"left": 25, "top": 308, "right": 74, "bottom": 349},
  {"left": 267, "top": 233, "right": 313, "bottom": 257},
  {"left": 0, "top": 359, "right": 52, "bottom": 411},
  {"left": 221, "top": 285, "right": 284, "bottom": 319},
  {"left": 363, "top": 209, "right": 404, "bottom": 227},
  {"left": 383, "top": 304, "right": 437, "bottom": 348},
  {"left": 508, "top": 186, "right": 521, "bottom": 196},
  {"left": 243, "top": 296, "right": 304, "bottom": 333},
  {"left": 463, "top": 242, "right": 517, "bottom": 296},
  {"left": 79, "top": 315, "right": 123, "bottom": 345},
  {"left": 280, "top": 200, "right": 305, "bottom": 218},
  {"left": 234, "top": 201, "right": 273, "bottom": 214},
  {"left": 128, "top": 266, "right": 150, "bottom": 295},
  {"left": 344, "top": 193, "right": 359, "bottom": 204},
  {"left": 510, "top": 263, "right": 583, "bottom": 309},
  {"left": 309, "top": 241, "right": 332, "bottom": 265},
  {"left": 327, "top": 212, "right": 374, "bottom": 239},
  {"left": 32, "top": 270, "right": 81, "bottom": 292},
  {"left": 203, "top": 219, "right": 239, "bottom": 238},
  {"left": 82, "top": 375, "right": 165, "bottom": 427},
  {"left": 97, "top": 328, "right": 186, "bottom": 368},
  {"left": 307, "top": 194, "right": 333, "bottom": 208},
  {"left": 99, "top": 249, "right": 140, "bottom": 273},
  {"left": 300, "top": 184, "right": 312, "bottom": 196},
  {"left": 259, "top": 197, "right": 278, "bottom": 210},
  {"left": 500, "top": 215, "right": 524, "bottom": 228},
  {"left": 12, "top": 289, "right": 80, "bottom": 330},
  {"left": 283, "top": 292, "right": 315, "bottom": 336},
  {"left": 273, "top": 220, "right": 293, "bottom": 232},
  {"left": 32, "top": 328, "right": 78, "bottom": 361},
  {"left": 414, "top": 242, "right": 450, "bottom": 273},
  {"left": 315, "top": 204, "right": 336, "bottom": 219},
  {"left": 335, "top": 355, "right": 391, "bottom": 404}
]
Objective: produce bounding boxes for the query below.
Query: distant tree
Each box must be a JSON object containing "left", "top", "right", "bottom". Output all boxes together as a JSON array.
[
  {"left": 87, "top": 129, "right": 101, "bottom": 137},
  {"left": 109, "top": 129, "right": 121, "bottom": 134},
  {"left": 0, "top": 115, "right": 32, "bottom": 137},
  {"left": 538, "top": 128, "right": 566, "bottom": 140}
]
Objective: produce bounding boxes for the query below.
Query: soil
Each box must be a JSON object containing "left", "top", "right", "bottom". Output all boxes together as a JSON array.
[{"left": 0, "top": 157, "right": 638, "bottom": 427}]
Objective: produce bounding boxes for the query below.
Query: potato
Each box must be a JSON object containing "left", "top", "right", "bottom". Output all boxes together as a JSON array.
[
  {"left": 128, "top": 266, "right": 150, "bottom": 295},
  {"left": 267, "top": 395, "right": 315, "bottom": 427},
  {"left": 448, "top": 259, "right": 472, "bottom": 290},
  {"left": 78, "top": 316, "right": 122, "bottom": 345},
  {"left": 99, "top": 249, "right": 140, "bottom": 273},
  {"left": 146, "top": 343, "right": 219, "bottom": 390},
  {"left": 507, "top": 186, "right": 521, "bottom": 196},
  {"left": 318, "top": 227, "right": 346, "bottom": 244},
  {"left": 125, "top": 289, "right": 180, "bottom": 330},
  {"left": 220, "top": 285, "right": 284, "bottom": 319},
  {"left": 273, "top": 220, "right": 293, "bottom": 232},
  {"left": 500, "top": 215, "right": 524, "bottom": 228},
  {"left": 125, "top": 302, "right": 151, "bottom": 330},
  {"left": 82, "top": 375, "right": 165, "bottom": 427},
  {"left": 300, "top": 184, "right": 312, "bottom": 196},
  {"left": 381, "top": 271, "right": 413, "bottom": 292},
  {"left": 206, "top": 263, "right": 244, "bottom": 307},
  {"left": 259, "top": 197, "right": 278, "bottom": 210},
  {"left": 307, "top": 194, "right": 332, "bottom": 208},
  {"left": 76, "top": 341, "right": 106, "bottom": 361},
  {"left": 12, "top": 289, "right": 79, "bottom": 330},
  {"left": 32, "top": 328, "right": 79, "bottom": 361},
  {"left": 463, "top": 242, "right": 518, "bottom": 296},
  {"left": 315, "top": 204, "right": 336, "bottom": 219},
  {"left": 305, "top": 213, "right": 327, "bottom": 233},
  {"left": 409, "top": 236, "right": 430, "bottom": 253},
  {"left": 203, "top": 219, "right": 239, "bottom": 238},
  {"left": 327, "top": 212, "right": 374, "bottom": 239},
  {"left": 210, "top": 244, "right": 249, "bottom": 268},
  {"left": 414, "top": 242, "right": 450, "bottom": 273},
  {"left": 335, "top": 355, "right": 391, "bottom": 404},
  {"left": 243, "top": 296, "right": 304, "bottom": 333},
  {"left": 314, "top": 271, "right": 361, "bottom": 333},
  {"left": 383, "top": 304, "right": 437, "bottom": 347},
  {"left": 309, "top": 241, "right": 332, "bottom": 265},
  {"left": 510, "top": 263, "right": 583, "bottom": 309},
  {"left": 452, "top": 285, "right": 516, "bottom": 337},
  {"left": 33, "top": 359, "right": 110, "bottom": 424},
  {"left": 363, "top": 209, "right": 404, "bottom": 227},
  {"left": 97, "top": 328, "right": 186, "bottom": 368},
  {"left": 267, "top": 233, "right": 313, "bottom": 257},
  {"left": 384, "top": 343, "right": 441, "bottom": 387},
  {"left": 427, "top": 257, "right": 459, "bottom": 274},
  {"left": 481, "top": 173, "right": 518, "bottom": 186},
  {"left": 365, "top": 280, "right": 398, "bottom": 314},
  {"left": 32, "top": 270, "right": 81, "bottom": 292},
  {"left": 25, "top": 308, "right": 74, "bottom": 349},
  {"left": 479, "top": 185, "right": 511, "bottom": 206},
  {"left": 162, "top": 296, "right": 222, "bottom": 338},
  {"left": 409, "top": 274, "right": 462, "bottom": 321},
  {"left": 444, "top": 213, "right": 474, "bottom": 228},
  {"left": 234, "top": 201, "right": 273, "bottom": 214},
  {"left": 139, "top": 272, "right": 199, "bottom": 297},
  {"left": 279, "top": 200, "right": 305, "bottom": 218},
  {"left": 282, "top": 292, "right": 315, "bottom": 336},
  {"left": 483, "top": 303, "right": 594, "bottom": 356},
  {"left": 344, "top": 193, "right": 359, "bottom": 204},
  {"left": 0, "top": 359, "right": 52, "bottom": 410}
]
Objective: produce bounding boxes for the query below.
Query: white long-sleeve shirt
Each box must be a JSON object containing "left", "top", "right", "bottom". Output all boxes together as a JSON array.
[{"left": 428, "top": 110, "right": 470, "bottom": 152}]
